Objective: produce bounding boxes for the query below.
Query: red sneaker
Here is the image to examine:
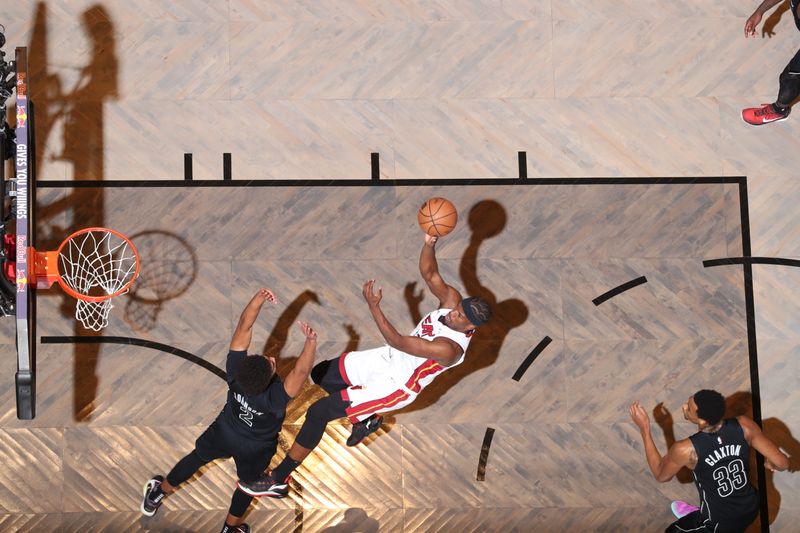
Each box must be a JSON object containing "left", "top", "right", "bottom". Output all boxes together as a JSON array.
[{"left": 742, "top": 103, "right": 790, "bottom": 125}]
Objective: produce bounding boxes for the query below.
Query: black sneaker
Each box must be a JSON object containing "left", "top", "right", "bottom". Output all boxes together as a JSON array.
[
  {"left": 141, "top": 475, "right": 165, "bottom": 517},
  {"left": 346, "top": 414, "right": 383, "bottom": 446},
  {"left": 237, "top": 472, "right": 289, "bottom": 498}
]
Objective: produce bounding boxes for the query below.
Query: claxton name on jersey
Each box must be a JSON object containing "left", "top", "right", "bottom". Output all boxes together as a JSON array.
[{"left": 704, "top": 444, "right": 742, "bottom": 467}]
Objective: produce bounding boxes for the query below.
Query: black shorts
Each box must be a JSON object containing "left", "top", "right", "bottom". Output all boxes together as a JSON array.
[
  {"left": 666, "top": 510, "right": 757, "bottom": 533},
  {"left": 195, "top": 419, "right": 277, "bottom": 482}
]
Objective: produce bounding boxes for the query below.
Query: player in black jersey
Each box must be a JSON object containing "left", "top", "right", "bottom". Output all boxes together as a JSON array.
[
  {"left": 742, "top": 0, "right": 800, "bottom": 124},
  {"left": 139, "top": 288, "right": 318, "bottom": 533},
  {"left": 630, "top": 389, "right": 789, "bottom": 533}
]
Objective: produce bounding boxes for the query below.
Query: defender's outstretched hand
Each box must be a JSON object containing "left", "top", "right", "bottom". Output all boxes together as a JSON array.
[
  {"left": 629, "top": 401, "right": 651, "bottom": 432},
  {"left": 256, "top": 288, "right": 277, "bottom": 304},
  {"left": 362, "top": 279, "right": 383, "bottom": 307},
  {"left": 297, "top": 320, "right": 317, "bottom": 341},
  {"left": 744, "top": 12, "right": 762, "bottom": 38}
]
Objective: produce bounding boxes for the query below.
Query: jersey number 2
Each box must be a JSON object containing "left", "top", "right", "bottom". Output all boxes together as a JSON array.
[
  {"left": 712, "top": 459, "right": 747, "bottom": 497},
  {"left": 239, "top": 407, "right": 253, "bottom": 427}
]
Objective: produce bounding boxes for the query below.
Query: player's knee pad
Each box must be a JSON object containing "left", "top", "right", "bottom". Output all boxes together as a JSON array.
[{"left": 310, "top": 360, "right": 330, "bottom": 385}]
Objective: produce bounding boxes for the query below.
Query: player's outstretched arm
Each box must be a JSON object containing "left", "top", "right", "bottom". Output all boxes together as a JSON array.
[
  {"left": 419, "top": 234, "right": 461, "bottom": 309},
  {"left": 230, "top": 288, "right": 277, "bottom": 351},
  {"left": 282, "top": 321, "right": 318, "bottom": 398},
  {"left": 362, "top": 279, "right": 462, "bottom": 366},
  {"left": 629, "top": 401, "right": 694, "bottom": 482},
  {"left": 739, "top": 416, "right": 790, "bottom": 472}
]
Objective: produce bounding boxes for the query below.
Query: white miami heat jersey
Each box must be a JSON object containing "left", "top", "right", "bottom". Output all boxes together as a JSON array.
[
  {"left": 390, "top": 308, "right": 473, "bottom": 394},
  {"left": 340, "top": 308, "right": 476, "bottom": 422}
]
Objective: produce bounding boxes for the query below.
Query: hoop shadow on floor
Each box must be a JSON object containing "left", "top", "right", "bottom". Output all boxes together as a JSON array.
[{"left": 123, "top": 230, "right": 198, "bottom": 333}]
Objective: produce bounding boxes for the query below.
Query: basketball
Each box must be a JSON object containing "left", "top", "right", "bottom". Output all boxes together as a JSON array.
[{"left": 417, "top": 197, "right": 458, "bottom": 237}]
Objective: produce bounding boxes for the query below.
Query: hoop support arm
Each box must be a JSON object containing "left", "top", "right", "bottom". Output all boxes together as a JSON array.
[{"left": 31, "top": 249, "right": 59, "bottom": 289}]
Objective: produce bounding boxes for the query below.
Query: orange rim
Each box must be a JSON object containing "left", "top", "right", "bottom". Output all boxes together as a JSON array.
[{"left": 55, "top": 227, "right": 141, "bottom": 302}]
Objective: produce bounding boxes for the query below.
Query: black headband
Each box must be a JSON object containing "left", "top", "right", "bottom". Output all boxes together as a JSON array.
[{"left": 462, "top": 297, "right": 488, "bottom": 327}]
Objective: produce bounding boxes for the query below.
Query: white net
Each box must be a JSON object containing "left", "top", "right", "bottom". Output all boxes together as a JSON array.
[
  {"left": 58, "top": 229, "right": 139, "bottom": 331},
  {"left": 75, "top": 300, "right": 114, "bottom": 332}
]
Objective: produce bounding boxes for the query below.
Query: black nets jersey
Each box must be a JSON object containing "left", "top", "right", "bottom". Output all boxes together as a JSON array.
[
  {"left": 220, "top": 350, "right": 291, "bottom": 442},
  {"left": 689, "top": 418, "right": 758, "bottom": 528}
]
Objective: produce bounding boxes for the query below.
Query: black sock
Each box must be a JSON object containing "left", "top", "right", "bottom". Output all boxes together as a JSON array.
[
  {"left": 220, "top": 524, "right": 235, "bottom": 533},
  {"left": 272, "top": 456, "right": 301, "bottom": 483},
  {"left": 773, "top": 102, "right": 790, "bottom": 114}
]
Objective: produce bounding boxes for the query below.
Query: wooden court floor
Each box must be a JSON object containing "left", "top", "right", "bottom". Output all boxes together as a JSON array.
[{"left": 0, "top": 182, "right": 770, "bottom": 532}]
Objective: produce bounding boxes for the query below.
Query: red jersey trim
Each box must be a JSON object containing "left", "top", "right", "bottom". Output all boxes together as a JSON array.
[
  {"left": 339, "top": 352, "right": 352, "bottom": 385},
  {"left": 345, "top": 389, "right": 409, "bottom": 423},
  {"left": 404, "top": 359, "right": 444, "bottom": 393}
]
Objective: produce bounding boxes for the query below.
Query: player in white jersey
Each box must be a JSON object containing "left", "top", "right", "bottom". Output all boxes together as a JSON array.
[{"left": 238, "top": 234, "right": 492, "bottom": 498}]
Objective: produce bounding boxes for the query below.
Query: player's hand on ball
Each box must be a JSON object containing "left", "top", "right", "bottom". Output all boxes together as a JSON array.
[
  {"left": 297, "top": 321, "right": 317, "bottom": 341},
  {"left": 424, "top": 233, "right": 438, "bottom": 247},
  {"left": 362, "top": 279, "right": 382, "bottom": 307}
]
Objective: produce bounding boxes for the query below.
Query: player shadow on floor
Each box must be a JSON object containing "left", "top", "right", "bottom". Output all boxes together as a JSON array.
[
  {"left": 725, "top": 390, "right": 800, "bottom": 527},
  {"left": 262, "top": 289, "right": 321, "bottom": 367},
  {"left": 261, "top": 289, "right": 336, "bottom": 428},
  {"left": 320, "top": 508, "right": 380, "bottom": 532},
  {"left": 652, "top": 402, "right": 694, "bottom": 484},
  {"left": 27, "top": 1, "right": 119, "bottom": 421},
  {"left": 761, "top": 1, "right": 791, "bottom": 38},
  {"left": 396, "top": 199, "right": 529, "bottom": 414}
]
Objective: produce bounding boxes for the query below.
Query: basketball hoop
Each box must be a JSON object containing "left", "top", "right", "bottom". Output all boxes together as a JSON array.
[{"left": 32, "top": 227, "right": 140, "bottom": 331}]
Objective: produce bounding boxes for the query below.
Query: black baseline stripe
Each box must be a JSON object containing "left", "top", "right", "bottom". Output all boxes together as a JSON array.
[
  {"left": 223, "top": 153, "right": 232, "bottom": 181},
  {"left": 737, "top": 180, "right": 769, "bottom": 533},
  {"left": 371, "top": 152, "right": 380, "bottom": 181},
  {"left": 512, "top": 336, "right": 552, "bottom": 382},
  {"left": 703, "top": 257, "right": 800, "bottom": 268},
  {"left": 518, "top": 151, "right": 527, "bottom": 180},
  {"left": 184, "top": 153, "right": 192, "bottom": 180},
  {"left": 41, "top": 336, "right": 226, "bottom": 380},
  {"left": 592, "top": 276, "right": 648, "bottom": 306},
  {"left": 477, "top": 427, "right": 495, "bottom": 481},
  {"left": 35, "top": 176, "right": 747, "bottom": 189}
]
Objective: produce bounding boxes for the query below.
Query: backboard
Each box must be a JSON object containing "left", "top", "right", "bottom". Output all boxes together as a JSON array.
[{"left": 13, "top": 47, "right": 35, "bottom": 420}]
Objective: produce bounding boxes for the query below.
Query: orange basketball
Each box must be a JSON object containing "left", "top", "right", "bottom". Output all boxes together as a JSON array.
[{"left": 417, "top": 197, "right": 458, "bottom": 237}]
